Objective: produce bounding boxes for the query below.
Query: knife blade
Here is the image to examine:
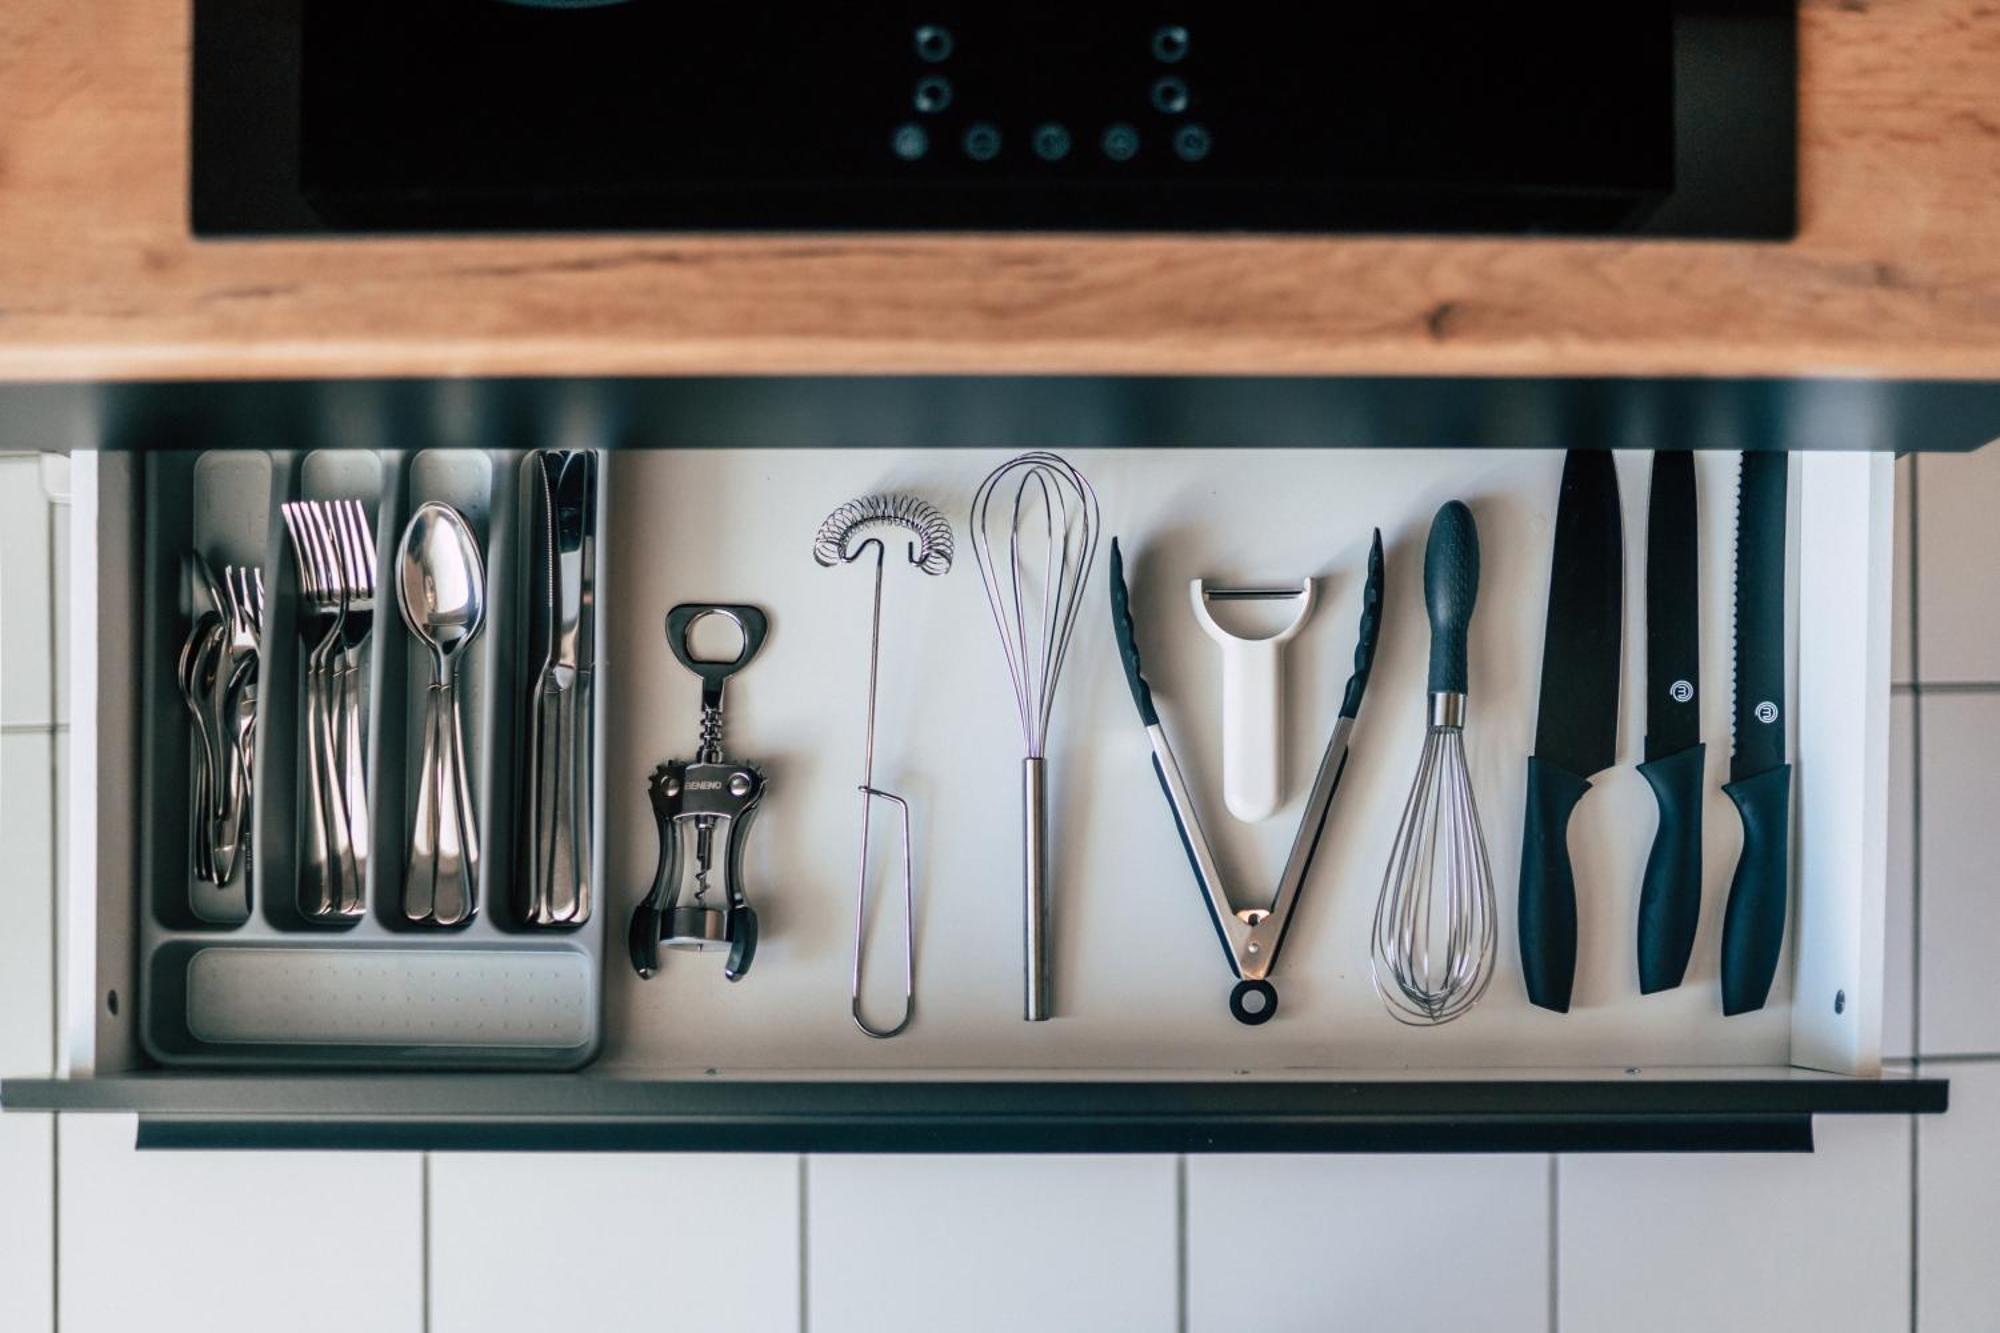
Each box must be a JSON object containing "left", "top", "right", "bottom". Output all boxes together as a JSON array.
[
  {"left": 1520, "top": 449, "right": 1623, "bottom": 1013},
  {"left": 1720, "top": 451, "right": 1791, "bottom": 1015},
  {"left": 1635, "top": 450, "right": 1704, "bottom": 994}
]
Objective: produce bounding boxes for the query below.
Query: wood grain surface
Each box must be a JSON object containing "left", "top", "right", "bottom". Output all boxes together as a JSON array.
[{"left": 0, "top": 0, "right": 1996, "bottom": 382}]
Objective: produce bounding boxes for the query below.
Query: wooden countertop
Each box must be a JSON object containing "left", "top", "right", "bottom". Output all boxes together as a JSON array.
[{"left": 1, "top": 0, "right": 1997, "bottom": 383}]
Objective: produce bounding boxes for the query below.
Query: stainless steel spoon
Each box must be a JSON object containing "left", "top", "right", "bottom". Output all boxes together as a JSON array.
[{"left": 397, "top": 501, "right": 487, "bottom": 926}]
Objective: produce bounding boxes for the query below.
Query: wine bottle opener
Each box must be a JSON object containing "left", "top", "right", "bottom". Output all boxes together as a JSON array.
[{"left": 628, "top": 603, "right": 770, "bottom": 982}]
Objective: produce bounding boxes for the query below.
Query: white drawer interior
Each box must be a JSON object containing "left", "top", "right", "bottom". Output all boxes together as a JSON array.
[{"left": 64, "top": 447, "right": 1895, "bottom": 1081}]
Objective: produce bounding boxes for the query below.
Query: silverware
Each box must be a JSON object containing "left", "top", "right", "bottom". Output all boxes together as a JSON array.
[
  {"left": 969, "top": 452, "right": 1099, "bottom": 1023},
  {"left": 177, "top": 603, "right": 224, "bottom": 885},
  {"left": 209, "top": 562, "right": 265, "bottom": 888},
  {"left": 281, "top": 499, "right": 373, "bottom": 920},
  {"left": 1371, "top": 501, "right": 1496, "bottom": 1026},
  {"left": 520, "top": 451, "right": 597, "bottom": 927},
  {"left": 397, "top": 501, "right": 487, "bottom": 927},
  {"left": 814, "top": 493, "right": 954, "bottom": 1040},
  {"left": 179, "top": 554, "right": 264, "bottom": 889}
]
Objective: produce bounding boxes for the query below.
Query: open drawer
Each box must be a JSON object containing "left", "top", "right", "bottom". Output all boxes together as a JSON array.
[{"left": 3, "top": 417, "right": 1949, "bottom": 1151}]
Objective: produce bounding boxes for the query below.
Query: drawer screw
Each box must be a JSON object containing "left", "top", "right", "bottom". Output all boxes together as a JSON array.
[
  {"left": 1102, "top": 123, "right": 1140, "bottom": 162},
  {"left": 1174, "top": 124, "right": 1211, "bottom": 162},
  {"left": 1033, "top": 123, "right": 1071, "bottom": 161},
  {"left": 892, "top": 124, "right": 929, "bottom": 161}
]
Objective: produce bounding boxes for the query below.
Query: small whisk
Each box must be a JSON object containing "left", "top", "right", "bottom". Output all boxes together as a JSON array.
[
  {"left": 969, "top": 452, "right": 1100, "bottom": 1022},
  {"left": 815, "top": 494, "right": 954, "bottom": 1039},
  {"left": 1372, "top": 500, "right": 1497, "bottom": 1026}
]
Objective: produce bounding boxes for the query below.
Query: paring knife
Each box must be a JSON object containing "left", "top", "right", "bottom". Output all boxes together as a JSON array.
[
  {"left": 1520, "top": 450, "right": 1624, "bottom": 1013},
  {"left": 1720, "top": 451, "right": 1791, "bottom": 1016},
  {"left": 1636, "top": 451, "right": 1704, "bottom": 993}
]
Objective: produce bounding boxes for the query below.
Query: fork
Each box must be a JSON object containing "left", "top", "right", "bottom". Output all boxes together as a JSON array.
[
  {"left": 210, "top": 563, "right": 265, "bottom": 888},
  {"left": 328, "top": 501, "right": 376, "bottom": 896},
  {"left": 282, "top": 500, "right": 364, "bottom": 919}
]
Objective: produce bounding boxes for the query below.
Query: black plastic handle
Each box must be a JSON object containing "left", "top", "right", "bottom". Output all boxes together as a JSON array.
[
  {"left": 1107, "top": 538, "right": 1159, "bottom": 726},
  {"left": 1636, "top": 742, "right": 1706, "bottom": 994},
  {"left": 1720, "top": 763, "right": 1792, "bottom": 1016},
  {"left": 1519, "top": 754, "right": 1590, "bottom": 1012},
  {"left": 1423, "top": 502, "right": 1480, "bottom": 696},
  {"left": 1339, "top": 529, "right": 1387, "bottom": 719}
]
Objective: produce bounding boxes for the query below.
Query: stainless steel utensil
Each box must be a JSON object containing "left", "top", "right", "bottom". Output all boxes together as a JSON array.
[
  {"left": 1112, "top": 533, "right": 1384, "bottom": 1025},
  {"left": 969, "top": 452, "right": 1099, "bottom": 1023},
  {"left": 814, "top": 493, "right": 954, "bottom": 1039},
  {"left": 520, "top": 450, "right": 597, "bottom": 927},
  {"left": 1371, "top": 501, "right": 1496, "bottom": 1026},
  {"left": 281, "top": 499, "right": 373, "bottom": 920},
  {"left": 179, "top": 553, "right": 263, "bottom": 889},
  {"left": 397, "top": 501, "right": 488, "bottom": 927}
]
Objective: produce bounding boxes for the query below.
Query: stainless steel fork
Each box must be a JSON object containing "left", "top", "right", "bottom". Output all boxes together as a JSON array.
[{"left": 282, "top": 500, "right": 365, "bottom": 920}]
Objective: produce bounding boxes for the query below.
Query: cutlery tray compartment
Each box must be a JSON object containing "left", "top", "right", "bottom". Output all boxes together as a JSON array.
[{"left": 131, "top": 449, "right": 606, "bottom": 1069}]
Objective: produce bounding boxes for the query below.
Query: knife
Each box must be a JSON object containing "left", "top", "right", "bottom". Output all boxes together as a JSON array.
[
  {"left": 521, "top": 450, "right": 596, "bottom": 926},
  {"left": 1635, "top": 451, "right": 1704, "bottom": 993},
  {"left": 1720, "top": 451, "right": 1791, "bottom": 1015},
  {"left": 1520, "top": 450, "right": 1624, "bottom": 1013}
]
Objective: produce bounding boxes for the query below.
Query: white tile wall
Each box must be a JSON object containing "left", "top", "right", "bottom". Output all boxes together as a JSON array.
[
  {"left": 1915, "top": 451, "right": 2000, "bottom": 683},
  {"left": 57, "top": 1115, "right": 424, "bottom": 1333},
  {"left": 1917, "top": 1059, "right": 2000, "bottom": 1330},
  {"left": 1187, "top": 1154, "right": 1550, "bottom": 1332},
  {"left": 429, "top": 1153, "right": 801, "bottom": 1333},
  {"left": 808, "top": 1155, "right": 1178, "bottom": 1333},
  {"left": 1559, "top": 1115, "right": 1913, "bottom": 1333},
  {"left": 1914, "top": 691, "right": 2000, "bottom": 1057},
  {"left": 3, "top": 450, "right": 1997, "bottom": 1333}
]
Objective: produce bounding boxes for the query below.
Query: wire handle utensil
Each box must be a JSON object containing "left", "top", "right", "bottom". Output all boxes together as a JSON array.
[{"left": 815, "top": 494, "right": 954, "bottom": 1039}]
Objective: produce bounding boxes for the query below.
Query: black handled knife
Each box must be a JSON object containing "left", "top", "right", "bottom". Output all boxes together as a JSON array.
[
  {"left": 1636, "top": 451, "right": 1704, "bottom": 993},
  {"left": 1720, "top": 452, "right": 1792, "bottom": 1016},
  {"left": 1520, "top": 450, "right": 1623, "bottom": 1013}
]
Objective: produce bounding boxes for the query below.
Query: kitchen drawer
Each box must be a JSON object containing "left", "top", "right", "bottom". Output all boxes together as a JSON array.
[{"left": 2, "top": 430, "right": 1948, "bottom": 1151}]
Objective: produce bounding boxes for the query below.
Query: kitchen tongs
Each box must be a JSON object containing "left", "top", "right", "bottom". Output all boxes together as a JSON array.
[
  {"left": 1109, "top": 534, "right": 1384, "bottom": 1025},
  {"left": 520, "top": 450, "right": 597, "bottom": 926}
]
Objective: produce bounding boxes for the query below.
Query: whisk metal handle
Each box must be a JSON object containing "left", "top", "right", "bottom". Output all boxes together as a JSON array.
[
  {"left": 1023, "top": 757, "right": 1050, "bottom": 1022},
  {"left": 1423, "top": 501, "right": 1481, "bottom": 697}
]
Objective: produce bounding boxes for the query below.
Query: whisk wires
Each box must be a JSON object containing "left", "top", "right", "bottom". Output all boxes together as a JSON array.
[
  {"left": 970, "top": 453, "right": 1100, "bottom": 758},
  {"left": 1371, "top": 724, "right": 1497, "bottom": 1025}
]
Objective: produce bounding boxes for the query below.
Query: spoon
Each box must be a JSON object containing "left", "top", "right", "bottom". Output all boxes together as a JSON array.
[{"left": 397, "top": 501, "right": 487, "bottom": 926}]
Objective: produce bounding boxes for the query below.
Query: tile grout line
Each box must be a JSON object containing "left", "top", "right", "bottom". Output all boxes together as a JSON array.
[
  {"left": 1175, "top": 1154, "right": 1189, "bottom": 1333},
  {"left": 50, "top": 1114, "right": 60, "bottom": 1333},
  {"left": 798, "top": 1156, "right": 810, "bottom": 1333},
  {"left": 47, "top": 481, "right": 63, "bottom": 1333},
  {"left": 1906, "top": 458, "right": 1921, "bottom": 1333},
  {"left": 421, "top": 1153, "right": 432, "bottom": 1333},
  {"left": 1547, "top": 1156, "right": 1560, "bottom": 1333}
]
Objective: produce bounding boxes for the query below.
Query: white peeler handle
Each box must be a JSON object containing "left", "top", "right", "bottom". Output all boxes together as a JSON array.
[{"left": 1191, "top": 578, "right": 1316, "bottom": 823}]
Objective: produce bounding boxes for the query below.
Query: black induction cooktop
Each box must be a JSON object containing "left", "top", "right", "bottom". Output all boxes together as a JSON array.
[{"left": 191, "top": 1, "right": 1796, "bottom": 237}]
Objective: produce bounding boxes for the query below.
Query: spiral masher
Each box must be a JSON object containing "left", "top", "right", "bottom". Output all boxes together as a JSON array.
[{"left": 814, "top": 494, "right": 954, "bottom": 1039}]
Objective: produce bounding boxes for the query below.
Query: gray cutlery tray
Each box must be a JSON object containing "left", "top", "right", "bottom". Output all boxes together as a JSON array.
[{"left": 135, "top": 449, "right": 605, "bottom": 1069}]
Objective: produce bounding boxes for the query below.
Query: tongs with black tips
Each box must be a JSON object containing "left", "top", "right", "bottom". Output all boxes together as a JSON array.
[{"left": 1109, "top": 532, "right": 1384, "bottom": 1025}]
